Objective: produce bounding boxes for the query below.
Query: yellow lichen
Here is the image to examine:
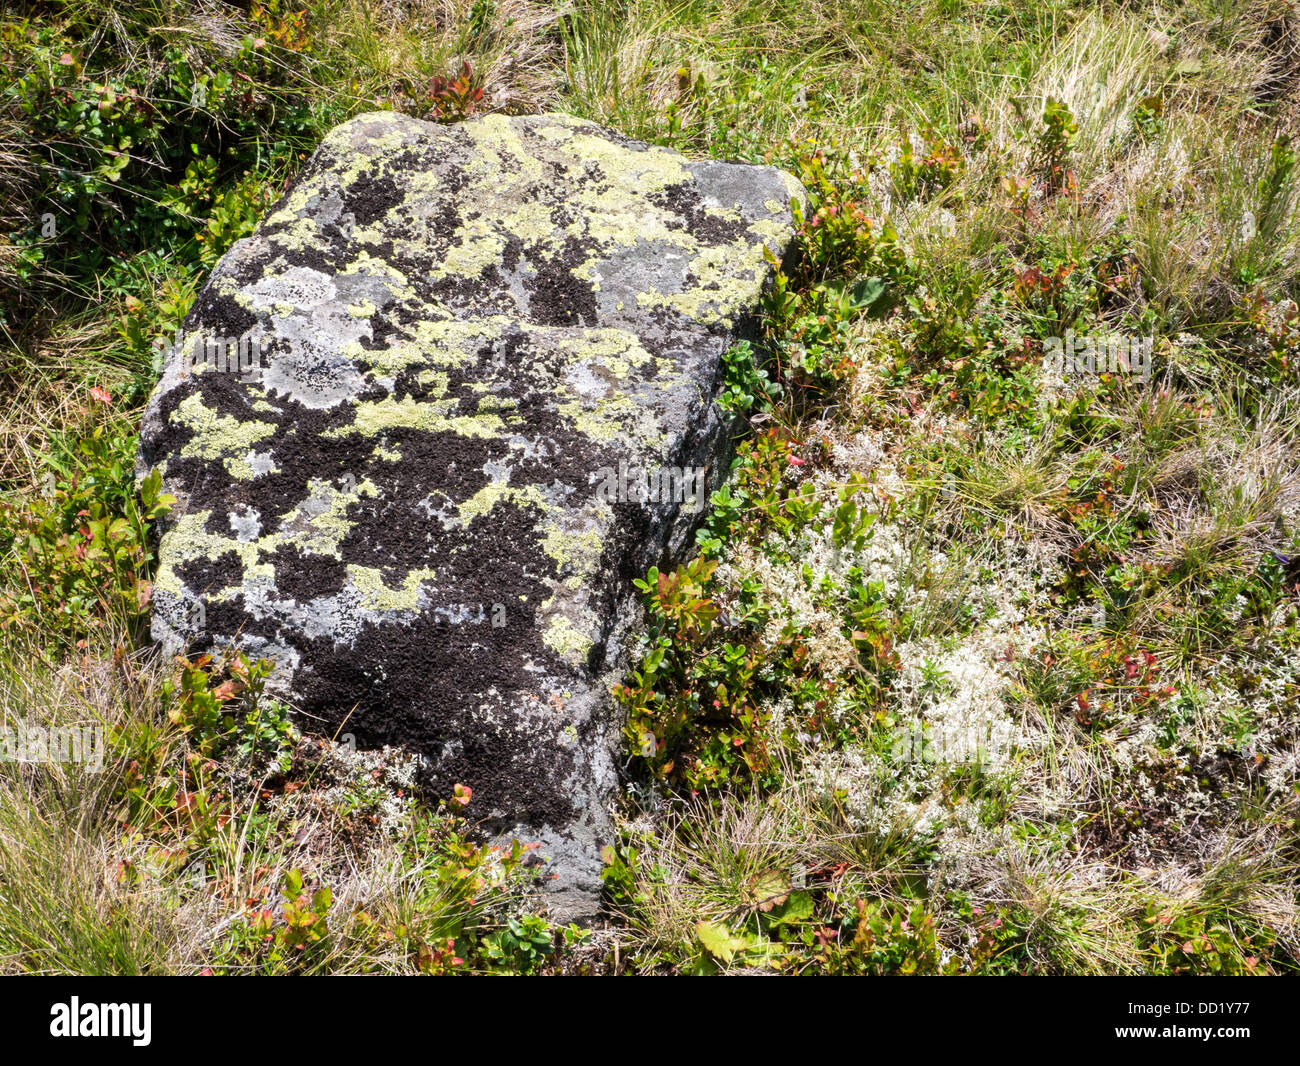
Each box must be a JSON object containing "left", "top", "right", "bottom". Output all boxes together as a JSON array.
[
  {"left": 172, "top": 394, "right": 277, "bottom": 461},
  {"left": 326, "top": 395, "right": 507, "bottom": 439},
  {"left": 454, "top": 482, "right": 549, "bottom": 525},
  {"left": 347, "top": 564, "right": 437, "bottom": 612},
  {"left": 154, "top": 509, "right": 262, "bottom": 597},
  {"left": 558, "top": 394, "right": 664, "bottom": 445},
  {"left": 277, "top": 477, "right": 380, "bottom": 559},
  {"left": 542, "top": 614, "right": 594, "bottom": 660},
  {"left": 540, "top": 524, "right": 602, "bottom": 579}
]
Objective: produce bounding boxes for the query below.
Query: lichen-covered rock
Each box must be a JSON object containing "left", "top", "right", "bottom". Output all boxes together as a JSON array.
[{"left": 137, "top": 110, "right": 802, "bottom": 916}]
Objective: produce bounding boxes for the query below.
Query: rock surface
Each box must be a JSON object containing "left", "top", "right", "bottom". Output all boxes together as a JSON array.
[{"left": 137, "top": 110, "right": 802, "bottom": 916}]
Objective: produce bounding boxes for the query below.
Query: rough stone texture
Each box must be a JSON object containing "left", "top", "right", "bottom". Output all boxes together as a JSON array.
[{"left": 137, "top": 110, "right": 802, "bottom": 917}]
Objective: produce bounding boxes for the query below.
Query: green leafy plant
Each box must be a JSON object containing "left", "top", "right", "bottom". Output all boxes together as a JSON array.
[
  {"left": 162, "top": 651, "right": 294, "bottom": 767},
  {"left": 0, "top": 424, "right": 174, "bottom": 641},
  {"left": 1036, "top": 97, "right": 1078, "bottom": 192}
]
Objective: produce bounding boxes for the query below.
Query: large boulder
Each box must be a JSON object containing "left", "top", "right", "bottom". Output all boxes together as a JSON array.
[{"left": 137, "top": 110, "right": 802, "bottom": 916}]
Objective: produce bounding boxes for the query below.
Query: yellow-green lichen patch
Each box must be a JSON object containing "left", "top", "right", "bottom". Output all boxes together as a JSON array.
[
  {"left": 344, "top": 337, "right": 425, "bottom": 376},
  {"left": 553, "top": 327, "right": 655, "bottom": 377},
  {"left": 262, "top": 184, "right": 314, "bottom": 230},
  {"left": 565, "top": 132, "right": 691, "bottom": 197},
  {"left": 747, "top": 217, "right": 796, "bottom": 246},
  {"left": 434, "top": 218, "right": 508, "bottom": 280},
  {"left": 317, "top": 119, "right": 418, "bottom": 186},
  {"left": 326, "top": 396, "right": 507, "bottom": 440},
  {"left": 453, "top": 482, "right": 550, "bottom": 526},
  {"left": 476, "top": 394, "right": 518, "bottom": 417},
  {"left": 154, "top": 509, "right": 262, "bottom": 598},
  {"left": 634, "top": 233, "right": 776, "bottom": 327},
  {"left": 530, "top": 113, "right": 596, "bottom": 139},
  {"left": 171, "top": 393, "right": 277, "bottom": 461},
  {"left": 338, "top": 251, "right": 411, "bottom": 290},
  {"left": 347, "top": 564, "right": 437, "bottom": 613},
  {"left": 466, "top": 114, "right": 546, "bottom": 183},
  {"left": 540, "top": 524, "right": 603, "bottom": 582},
  {"left": 259, "top": 180, "right": 327, "bottom": 253},
  {"left": 653, "top": 357, "right": 684, "bottom": 383},
  {"left": 542, "top": 614, "right": 595, "bottom": 661},
  {"left": 557, "top": 394, "right": 665, "bottom": 446},
  {"left": 500, "top": 198, "right": 563, "bottom": 247},
  {"left": 276, "top": 477, "right": 380, "bottom": 559},
  {"left": 223, "top": 455, "right": 257, "bottom": 480},
  {"left": 780, "top": 169, "right": 809, "bottom": 207},
  {"left": 573, "top": 206, "right": 697, "bottom": 258},
  {"left": 414, "top": 369, "right": 451, "bottom": 396},
  {"left": 352, "top": 318, "right": 507, "bottom": 376}
]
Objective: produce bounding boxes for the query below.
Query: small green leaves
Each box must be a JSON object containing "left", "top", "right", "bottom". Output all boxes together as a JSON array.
[{"left": 695, "top": 920, "right": 747, "bottom": 964}]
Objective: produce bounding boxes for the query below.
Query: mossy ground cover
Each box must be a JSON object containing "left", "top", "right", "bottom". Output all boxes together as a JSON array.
[{"left": 2, "top": 0, "right": 1299, "bottom": 974}]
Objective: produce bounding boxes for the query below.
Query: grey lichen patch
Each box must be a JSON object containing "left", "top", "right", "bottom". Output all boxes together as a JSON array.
[{"left": 137, "top": 110, "right": 803, "bottom": 919}]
